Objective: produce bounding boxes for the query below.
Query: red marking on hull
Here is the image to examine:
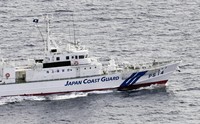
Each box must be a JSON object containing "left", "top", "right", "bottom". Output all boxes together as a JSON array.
[{"left": 3, "top": 80, "right": 168, "bottom": 97}]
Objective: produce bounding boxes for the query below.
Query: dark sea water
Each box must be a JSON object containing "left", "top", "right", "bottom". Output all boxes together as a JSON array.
[{"left": 0, "top": 0, "right": 200, "bottom": 123}]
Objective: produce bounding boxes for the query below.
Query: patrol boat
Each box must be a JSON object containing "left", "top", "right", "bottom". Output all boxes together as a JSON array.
[{"left": 0, "top": 16, "right": 180, "bottom": 97}]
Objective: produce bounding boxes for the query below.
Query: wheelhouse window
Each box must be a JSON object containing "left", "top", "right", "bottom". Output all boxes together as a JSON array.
[
  {"left": 35, "top": 59, "right": 43, "bottom": 63},
  {"left": 51, "top": 49, "right": 57, "bottom": 53},
  {"left": 79, "top": 55, "right": 84, "bottom": 59},
  {"left": 56, "top": 57, "right": 60, "bottom": 61},
  {"left": 66, "top": 56, "right": 69, "bottom": 60}
]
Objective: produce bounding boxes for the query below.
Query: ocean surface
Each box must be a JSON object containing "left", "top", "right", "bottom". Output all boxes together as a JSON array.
[{"left": 0, "top": 0, "right": 200, "bottom": 123}]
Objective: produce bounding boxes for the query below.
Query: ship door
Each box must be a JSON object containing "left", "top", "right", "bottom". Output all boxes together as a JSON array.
[{"left": 76, "top": 67, "right": 80, "bottom": 77}]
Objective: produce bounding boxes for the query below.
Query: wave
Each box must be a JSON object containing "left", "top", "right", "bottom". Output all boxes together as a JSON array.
[
  {"left": 0, "top": 90, "right": 114, "bottom": 105},
  {"left": 55, "top": 10, "right": 73, "bottom": 13}
]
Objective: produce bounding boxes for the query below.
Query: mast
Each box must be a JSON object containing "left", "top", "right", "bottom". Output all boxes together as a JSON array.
[{"left": 45, "top": 14, "right": 50, "bottom": 53}]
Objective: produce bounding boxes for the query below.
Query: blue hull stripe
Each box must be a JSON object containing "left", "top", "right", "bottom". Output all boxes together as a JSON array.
[
  {"left": 120, "top": 72, "right": 138, "bottom": 87},
  {"left": 128, "top": 71, "right": 147, "bottom": 85},
  {"left": 120, "top": 71, "right": 147, "bottom": 87},
  {"left": 123, "top": 72, "right": 139, "bottom": 86}
]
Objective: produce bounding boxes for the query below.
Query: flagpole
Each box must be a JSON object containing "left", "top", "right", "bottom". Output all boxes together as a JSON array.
[{"left": 33, "top": 18, "right": 45, "bottom": 53}]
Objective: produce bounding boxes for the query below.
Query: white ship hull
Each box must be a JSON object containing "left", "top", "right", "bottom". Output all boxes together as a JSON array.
[{"left": 0, "top": 61, "right": 179, "bottom": 97}]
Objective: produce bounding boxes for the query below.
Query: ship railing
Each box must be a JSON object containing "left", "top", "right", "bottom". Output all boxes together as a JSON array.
[
  {"left": 123, "top": 59, "right": 181, "bottom": 71},
  {"left": 90, "top": 57, "right": 101, "bottom": 63},
  {"left": 0, "top": 58, "right": 36, "bottom": 70}
]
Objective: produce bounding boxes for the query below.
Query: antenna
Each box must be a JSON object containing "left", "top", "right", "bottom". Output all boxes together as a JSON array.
[
  {"left": 69, "top": 21, "right": 72, "bottom": 44},
  {"left": 72, "top": 14, "right": 77, "bottom": 46}
]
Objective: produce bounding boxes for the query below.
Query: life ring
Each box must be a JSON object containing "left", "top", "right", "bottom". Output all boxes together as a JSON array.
[
  {"left": 74, "top": 61, "right": 79, "bottom": 66},
  {"left": 5, "top": 73, "right": 10, "bottom": 78}
]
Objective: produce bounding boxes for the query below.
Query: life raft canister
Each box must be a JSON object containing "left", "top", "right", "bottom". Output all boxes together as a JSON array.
[
  {"left": 74, "top": 61, "right": 79, "bottom": 66},
  {"left": 5, "top": 73, "right": 10, "bottom": 79}
]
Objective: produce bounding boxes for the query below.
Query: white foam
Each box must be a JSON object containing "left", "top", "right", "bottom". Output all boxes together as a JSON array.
[
  {"left": 48, "top": 92, "right": 89, "bottom": 101},
  {"left": 0, "top": 96, "right": 25, "bottom": 105},
  {"left": 0, "top": 90, "right": 115, "bottom": 105},
  {"left": 88, "top": 90, "right": 114, "bottom": 94},
  {"left": 0, "top": 96, "right": 47, "bottom": 105}
]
